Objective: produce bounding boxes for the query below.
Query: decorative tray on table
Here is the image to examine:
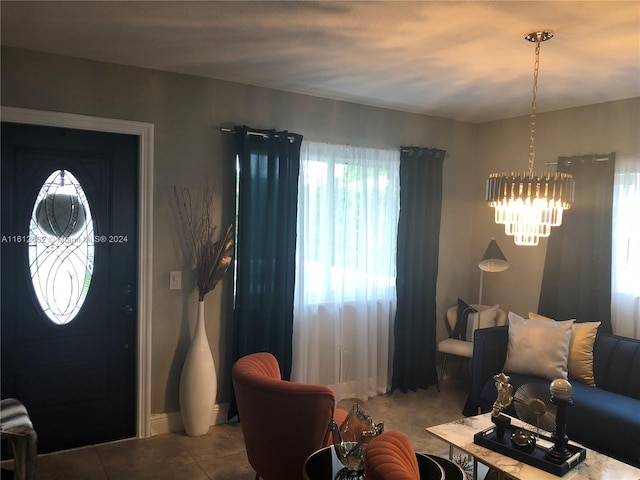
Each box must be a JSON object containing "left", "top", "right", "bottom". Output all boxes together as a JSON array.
[{"left": 473, "top": 424, "right": 586, "bottom": 476}]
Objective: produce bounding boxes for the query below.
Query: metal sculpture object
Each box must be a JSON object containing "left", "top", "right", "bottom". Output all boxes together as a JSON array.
[
  {"left": 491, "top": 372, "right": 513, "bottom": 442},
  {"left": 546, "top": 379, "right": 574, "bottom": 463},
  {"left": 329, "top": 404, "right": 384, "bottom": 478},
  {"left": 514, "top": 382, "right": 557, "bottom": 435}
]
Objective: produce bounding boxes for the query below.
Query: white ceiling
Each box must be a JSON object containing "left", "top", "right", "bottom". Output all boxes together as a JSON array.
[{"left": 2, "top": 1, "right": 639, "bottom": 123}]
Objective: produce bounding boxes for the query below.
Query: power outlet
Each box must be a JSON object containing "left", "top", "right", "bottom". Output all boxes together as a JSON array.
[{"left": 169, "top": 271, "right": 182, "bottom": 290}]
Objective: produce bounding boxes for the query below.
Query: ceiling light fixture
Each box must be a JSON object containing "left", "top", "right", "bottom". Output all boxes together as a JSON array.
[{"left": 485, "top": 31, "right": 575, "bottom": 246}]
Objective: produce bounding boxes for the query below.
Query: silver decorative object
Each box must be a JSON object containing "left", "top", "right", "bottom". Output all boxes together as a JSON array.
[{"left": 329, "top": 404, "right": 383, "bottom": 475}]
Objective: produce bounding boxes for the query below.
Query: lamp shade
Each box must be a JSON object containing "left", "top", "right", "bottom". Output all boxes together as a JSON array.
[{"left": 478, "top": 239, "right": 509, "bottom": 272}]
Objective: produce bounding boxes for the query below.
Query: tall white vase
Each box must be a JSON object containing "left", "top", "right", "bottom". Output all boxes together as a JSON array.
[{"left": 179, "top": 300, "right": 217, "bottom": 436}]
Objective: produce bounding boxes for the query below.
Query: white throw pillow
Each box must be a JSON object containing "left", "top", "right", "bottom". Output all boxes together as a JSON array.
[
  {"left": 528, "top": 312, "right": 601, "bottom": 386},
  {"left": 465, "top": 304, "right": 500, "bottom": 341},
  {"left": 503, "top": 312, "right": 574, "bottom": 380}
]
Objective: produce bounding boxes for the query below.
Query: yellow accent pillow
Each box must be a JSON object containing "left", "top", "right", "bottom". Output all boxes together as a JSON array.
[{"left": 529, "top": 312, "right": 601, "bottom": 386}]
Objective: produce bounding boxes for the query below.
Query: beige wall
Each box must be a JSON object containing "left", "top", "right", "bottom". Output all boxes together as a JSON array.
[
  {"left": 3, "top": 47, "right": 638, "bottom": 416},
  {"left": 1, "top": 47, "right": 481, "bottom": 414}
]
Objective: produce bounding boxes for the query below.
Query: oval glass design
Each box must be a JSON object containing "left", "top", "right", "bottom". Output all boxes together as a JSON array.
[{"left": 28, "top": 170, "right": 95, "bottom": 325}]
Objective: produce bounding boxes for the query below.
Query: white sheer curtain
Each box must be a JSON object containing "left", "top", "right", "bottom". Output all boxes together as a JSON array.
[
  {"left": 291, "top": 141, "right": 400, "bottom": 402},
  {"left": 611, "top": 157, "right": 640, "bottom": 339}
]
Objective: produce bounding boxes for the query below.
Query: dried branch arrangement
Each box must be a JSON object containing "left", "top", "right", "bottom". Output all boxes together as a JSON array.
[{"left": 174, "top": 185, "right": 234, "bottom": 301}]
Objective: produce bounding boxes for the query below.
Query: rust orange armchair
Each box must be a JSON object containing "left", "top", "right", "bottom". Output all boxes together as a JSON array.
[{"left": 232, "top": 352, "right": 348, "bottom": 480}]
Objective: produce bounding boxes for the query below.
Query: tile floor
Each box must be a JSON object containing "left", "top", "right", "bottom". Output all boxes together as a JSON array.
[{"left": 3, "top": 373, "right": 473, "bottom": 479}]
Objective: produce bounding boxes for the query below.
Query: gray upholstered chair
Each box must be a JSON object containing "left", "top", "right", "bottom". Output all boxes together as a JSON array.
[
  {"left": 437, "top": 303, "right": 506, "bottom": 390},
  {"left": 0, "top": 398, "right": 37, "bottom": 480}
]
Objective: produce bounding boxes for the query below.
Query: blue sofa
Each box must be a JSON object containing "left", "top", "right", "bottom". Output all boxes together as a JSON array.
[{"left": 464, "top": 325, "right": 640, "bottom": 467}]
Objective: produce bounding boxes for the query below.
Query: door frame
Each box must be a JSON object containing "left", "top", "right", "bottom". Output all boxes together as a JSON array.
[{"left": 1, "top": 106, "right": 154, "bottom": 438}]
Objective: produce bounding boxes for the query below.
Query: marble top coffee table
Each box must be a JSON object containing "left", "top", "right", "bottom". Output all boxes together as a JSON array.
[{"left": 426, "top": 413, "right": 640, "bottom": 480}]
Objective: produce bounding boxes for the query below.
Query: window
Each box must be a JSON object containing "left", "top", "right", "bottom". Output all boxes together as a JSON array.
[
  {"left": 299, "top": 152, "right": 398, "bottom": 303},
  {"left": 611, "top": 158, "right": 640, "bottom": 338},
  {"left": 292, "top": 141, "right": 400, "bottom": 401}
]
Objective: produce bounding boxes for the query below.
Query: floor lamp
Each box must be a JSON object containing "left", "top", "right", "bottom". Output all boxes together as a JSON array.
[{"left": 478, "top": 239, "right": 510, "bottom": 319}]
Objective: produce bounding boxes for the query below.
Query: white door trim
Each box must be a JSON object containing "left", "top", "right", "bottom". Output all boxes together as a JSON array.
[{"left": 1, "top": 106, "right": 154, "bottom": 438}]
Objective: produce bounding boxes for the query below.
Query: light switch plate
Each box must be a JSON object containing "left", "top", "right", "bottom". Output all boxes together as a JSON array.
[{"left": 169, "top": 271, "right": 182, "bottom": 290}]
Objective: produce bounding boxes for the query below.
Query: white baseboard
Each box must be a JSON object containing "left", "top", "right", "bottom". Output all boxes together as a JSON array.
[{"left": 150, "top": 402, "right": 230, "bottom": 436}]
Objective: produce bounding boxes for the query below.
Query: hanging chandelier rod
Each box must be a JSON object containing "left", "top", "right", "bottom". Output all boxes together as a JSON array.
[{"left": 526, "top": 33, "right": 543, "bottom": 173}]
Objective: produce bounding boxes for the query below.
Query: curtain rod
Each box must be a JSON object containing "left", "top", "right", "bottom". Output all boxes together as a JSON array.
[
  {"left": 401, "top": 148, "right": 448, "bottom": 157},
  {"left": 545, "top": 156, "right": 611, "bottom": 166},
  {"left": 220, "top": 127, "right": 297, "bottom": 141},
  {"left": 222, "top": 127, "right": 448, "bottom": 156}
]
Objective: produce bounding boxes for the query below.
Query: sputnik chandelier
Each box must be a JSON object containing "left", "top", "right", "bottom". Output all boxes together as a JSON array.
[{"left": 486, "top": 31, "right": 575, "bottom": 246}]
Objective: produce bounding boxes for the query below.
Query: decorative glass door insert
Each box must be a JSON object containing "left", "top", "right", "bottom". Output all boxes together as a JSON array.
[{"left": 28, "top": 169, "right": 95, "bottom": 325}]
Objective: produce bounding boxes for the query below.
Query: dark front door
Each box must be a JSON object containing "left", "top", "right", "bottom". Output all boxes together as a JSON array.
[{"left": 1, "top": 122, "right": 138, "bottom": 453}]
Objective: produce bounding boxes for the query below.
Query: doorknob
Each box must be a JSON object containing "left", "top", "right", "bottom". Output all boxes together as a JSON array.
[{"left": 123, "top": 304, "right": 134, "bottom": 315}]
